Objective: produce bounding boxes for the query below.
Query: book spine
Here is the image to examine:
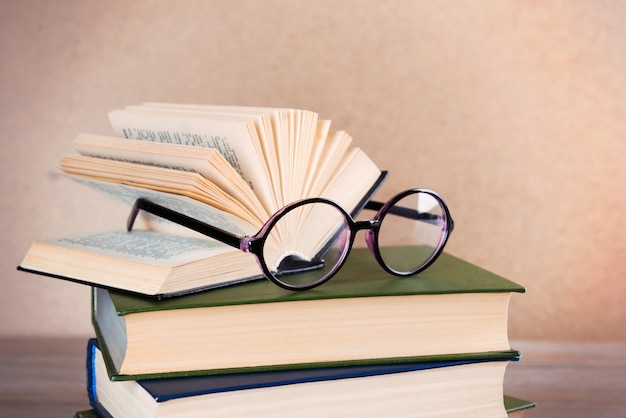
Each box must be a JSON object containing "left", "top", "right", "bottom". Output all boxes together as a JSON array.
[
  {"left": 86, "top": 339, "right": 98, "bottom": 407},
  {"left": 86, "top": 339, "right": 114, "bottom": 418}
]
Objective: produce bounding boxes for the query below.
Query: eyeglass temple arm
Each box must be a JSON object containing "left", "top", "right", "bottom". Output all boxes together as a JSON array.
[
  {"left": 364, "top": 200, "right": 449, "bottom": 227},
  {"left": 127, "top": 198, "right": 242, "bottom": 249}
]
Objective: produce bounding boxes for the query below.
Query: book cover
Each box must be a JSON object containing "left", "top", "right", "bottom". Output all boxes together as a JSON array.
[
  {"left": 74, "top": 411, "right": 102, "bottom": 418},
  {"left": 503, "top": 395, "right": 536, "bottom": 417}
]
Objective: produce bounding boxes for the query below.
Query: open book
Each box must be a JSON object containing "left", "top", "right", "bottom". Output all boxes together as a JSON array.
[{"left": 19, "top": 103, "right": 386, "bottom": 297}]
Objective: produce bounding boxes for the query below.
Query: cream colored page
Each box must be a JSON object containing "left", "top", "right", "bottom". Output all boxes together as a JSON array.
[
  {"left": 290, "top": 149, "right": 381, "bottom": 259},
  {"left": 134, "top": 103, "right": 321, "bottom": 205},
  {"left": 73, "top": 134, "right": 268, "bottom": 221},
  {"left": 36, "top": 230, "right": 237, "bottom": 267},
  {"left": 108, "top": 108, "right": 277, "bottom": 213},
  {"left": 301, "top": 120, "right": 332, "bottom": 197},
  {"left": 290, "top": 109, "right": 318, "bottom": 202},
  {"left": 60, "top": 154, "right": 261, "bottom": 224},
  {"left": 304, "top": 129, "right": 353, "bottom": 199},
  {"left": 153, "top": 104, "right": 319, "bottom": 205},
  {"left": 272, "top": 108, "right": 318, "bottom": 205},
  {"left": 71, "top": 176, "right": 259, "bottom": 237},
  {"left": 128, "top": 103, "right": 287, "bottom": 211},
  {"left": 261, "top": 149, "right": 381, "bottom": 269},
  {"left": 320, "top": 148, "right": 381, "bottom": 211}
]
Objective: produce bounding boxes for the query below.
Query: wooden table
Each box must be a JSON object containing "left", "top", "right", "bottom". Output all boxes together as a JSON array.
[
  {"left": 504, "top": 340, "right": 626, "bottom": 418},
  {"left": 0, "top": 337, "right": 624, "bottom": 417}
]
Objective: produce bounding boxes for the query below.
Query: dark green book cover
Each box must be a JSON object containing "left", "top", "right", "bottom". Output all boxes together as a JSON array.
[
  {"left": 73, "top": 410, "right": 99, "bottom": 418},
  {"left": 503, "top": 395, "right": 536, "bottom": 414}
]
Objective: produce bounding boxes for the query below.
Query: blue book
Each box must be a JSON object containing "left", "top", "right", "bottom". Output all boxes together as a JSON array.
[{"left": 86, "top": 339, "right": 521, "bottom": 417}]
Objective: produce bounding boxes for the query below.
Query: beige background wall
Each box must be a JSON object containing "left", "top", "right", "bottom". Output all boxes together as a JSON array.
[{"left": 1, "top": 0, "right": 624, "bottom": 340}]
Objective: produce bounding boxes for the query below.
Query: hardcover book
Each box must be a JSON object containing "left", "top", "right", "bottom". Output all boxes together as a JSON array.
[
  {"left": 85, "top": 339, "right": 523, "bottom": 418},
  {"left": 18, "top": 103, "right": 387, "bottom": 297},
  {"left": 93, "top": 248, "right": 524, "bottom": 379}
]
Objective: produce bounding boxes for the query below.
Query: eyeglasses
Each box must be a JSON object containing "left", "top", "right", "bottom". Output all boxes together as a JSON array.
[{"left": 127, "top": 189, "right": 454, "bottom": 291}]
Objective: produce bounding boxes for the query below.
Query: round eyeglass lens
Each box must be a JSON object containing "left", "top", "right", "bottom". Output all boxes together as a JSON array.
[
  {"left": 377, "top": 191, "right": 447, "bottom": 274},
  {"left": 261, "top": 201, "right": 352, "bottom": 289}
]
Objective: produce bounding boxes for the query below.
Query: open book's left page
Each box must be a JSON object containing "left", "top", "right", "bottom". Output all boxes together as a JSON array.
[{"left": 19, "top": 228, "right": 261, "bottom": 297}]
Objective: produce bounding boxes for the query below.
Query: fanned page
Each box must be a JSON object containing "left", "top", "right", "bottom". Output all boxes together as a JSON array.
[
  {"left": 70, "top": 134, "right": 269, "bottom": 224},
  {"left": 130, "top": 103, "right": 318, "bottom": 209},
  {"left": 303, "top": 129, "right": 353, "bottom": 199},
  {"left": 116, "top": 103, "right": 352, "bottom": 208},
  {"left": 108, "top": 107, "right": 281, "bottom": 214},
  {"left": 88, "top": 103, "right": 383, "bottom": 269},
  {"left": 60, "top": 154, "right": 263, "bottom": 226},
  {"left": 319, "top": 147, "right": 382, "bottom": 210},
  {"left": 109, "top": 104, "right": 319, "bottom": 213},
  {"left": 281, "top": 148, "right": 382, "bottom": 265},
  {"left": 70, "top": 177, "right": 260, "bottom": 238},
  {"left": 127, "top": 103, "right": 283, "bottom": 207},
  {"left": 118, "top": 103, "right": 380, "bottom": 210}
]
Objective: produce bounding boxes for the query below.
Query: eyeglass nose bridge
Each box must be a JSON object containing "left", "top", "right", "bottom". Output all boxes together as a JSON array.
[
  {"left": 354, "top": 219, "right": 379, "bottom": 232},
  {"left": 353, "top": 219, "right": 381, "bottom": 258}
]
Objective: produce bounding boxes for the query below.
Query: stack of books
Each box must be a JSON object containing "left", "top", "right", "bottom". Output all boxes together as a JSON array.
[{"left": 19, "top": 103, "right": 534, "bottom": 417}]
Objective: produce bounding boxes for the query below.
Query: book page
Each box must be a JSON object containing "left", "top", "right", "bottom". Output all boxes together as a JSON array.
[
  {"left": 70, "top": 176, "right": 260, "bottom": 237},
  {"left": 108, "top": 108, "right": 279, "bottom": 213},
  {"left": 101, "top": 103, "right": 383, "bottom": 273},
  {"left": 129, "top": 103, "right": 284, "bottom": 209},
  {"left": 301, "top": 120, "right": 332, "bottom": 197},
  {"left": 21, "top": 228, "right": 261, "bottom": 296},
  {"left": 46, "top": 230, "right": 236, "bottom": 266},
  {"left": 284, "top": 149, "right": 382, "bottom": 264},
  {"left": 303, "top": 129, "right": 353, "bottom": 199},
  {"left": 319, "top": 148, "right": 382, "bottom": 212},
  {"left": 279, "top": 108, "right": 318, "bottom": 205},
  {"left": 72, "top": 134, "right": 269, "bottom": 221},
  {"left": 118, "top": 104, "right": 320, "bottom": 208},
  {"left": 295, "top": 112, "right": 320, "bottom": 197},
  {"left": 60, "top": 154, "right": 263, "bottom": 226}
]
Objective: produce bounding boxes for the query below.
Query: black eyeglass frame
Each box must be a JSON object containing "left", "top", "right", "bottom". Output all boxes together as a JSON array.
[{"left": 127, "top": 188, "right": 454, "bottom": 291}]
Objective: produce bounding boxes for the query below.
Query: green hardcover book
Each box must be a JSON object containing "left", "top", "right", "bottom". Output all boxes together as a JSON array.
[
  {"left": 93, "top": 247, "right": 525, "bottom": 380},
  {"left": 75, "top": 396, "right": 534, "bottom": 418},
  {"left": 504, "top": 395, "right": 536, "bottom": 417},
  {"left": 73, "top": 411, "right": 99, "bottom": 418}
]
